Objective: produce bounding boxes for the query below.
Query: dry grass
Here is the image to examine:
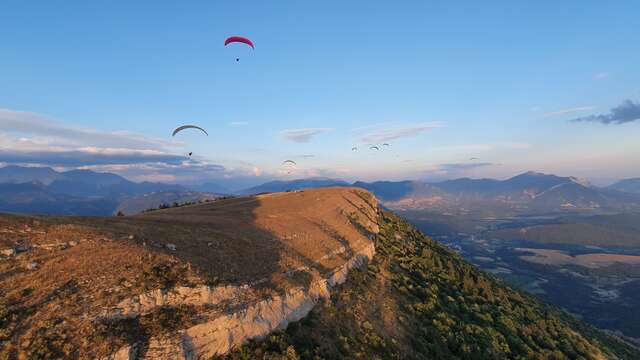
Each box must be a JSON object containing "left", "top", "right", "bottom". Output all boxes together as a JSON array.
[{"left": 0, "top": 187, "right": 378, "bottom": 359}]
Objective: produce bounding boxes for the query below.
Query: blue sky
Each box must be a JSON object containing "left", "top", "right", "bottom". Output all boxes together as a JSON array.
[{"left": 1, "top": 1, "right": 639, "bottom": 187}]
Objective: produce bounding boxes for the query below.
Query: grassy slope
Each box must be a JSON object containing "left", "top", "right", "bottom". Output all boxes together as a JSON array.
[{"left": 224, "top": 211, "right": 639, "bottom": 360}]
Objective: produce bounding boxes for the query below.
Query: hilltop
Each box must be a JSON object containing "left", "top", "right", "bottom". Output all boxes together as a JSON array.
[{"left": 0, "top": 187, "right": 379, "bottom": 359}]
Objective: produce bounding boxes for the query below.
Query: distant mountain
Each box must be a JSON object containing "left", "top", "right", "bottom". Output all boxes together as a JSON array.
[
  {"left": 0, "top": 166, "right": 184, "bottom": 198},
  {"left": 0, "top": 166, "right": 188, "bottom": 215},
  {"left": 188, "top": 182, "right": 232, "bottom": 195},
  {"left": 0, "top": 165, "right": 64, "bottom": 185},
  {"left": 47, "top": 169, "right": 185, "bottom": 198},
  {"left": 431, "top": 172, "right": 591, "bottom": 201},
  {"left": 115, "top": 190, "right": 220, "bottom": 215},
  {"left": 360, "top": 172, "right": 640, "bottom": 215},
  {"left": 353, "top": 180, "right": 452, "bottom": 211},
  {"left": 240, "top": 178, "right": 349, "bottom": 195},
  {"left": 0, "top": 181, "right": 118, "bottom": 215},
  {"left": 608, "top": 178, "right": 640, "bottom": 194}
]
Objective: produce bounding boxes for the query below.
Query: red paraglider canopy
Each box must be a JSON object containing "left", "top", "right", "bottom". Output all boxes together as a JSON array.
[{"left": 224, "top": 36, "right": 254, "bottom": 49}]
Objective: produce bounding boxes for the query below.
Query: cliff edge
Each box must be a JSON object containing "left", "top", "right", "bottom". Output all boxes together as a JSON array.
[{"left": 0, "top": 187, "right": 379, "bottom": 359}]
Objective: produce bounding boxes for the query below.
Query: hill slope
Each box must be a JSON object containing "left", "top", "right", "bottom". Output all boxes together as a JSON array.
[
  {"left": 225, "top": 211, "right": 639, "bottom": 359},
  {"left": 0, "top": 187, "right": 379, "bottom": 359},
  {"left": 1, "top": 188, "right": 637, "bottom": 359}
]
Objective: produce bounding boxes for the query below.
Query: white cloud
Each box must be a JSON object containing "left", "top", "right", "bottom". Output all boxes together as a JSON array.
[
  {"left": 0, "top": 108, "right": 173, "bottom": 150},
  {"left": 359, "top": 122, "right": 442, "bottom": 143},
  {"left": 279, "top": 128, "right": 333, "bottom": 143},
  {"left": 543, "top": 106, "right": 595, "bottom": 117}
]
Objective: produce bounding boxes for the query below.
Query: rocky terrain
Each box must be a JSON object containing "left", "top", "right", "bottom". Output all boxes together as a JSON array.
[{"left": 0, "top": 187, "right": 379, "bottom": 359}]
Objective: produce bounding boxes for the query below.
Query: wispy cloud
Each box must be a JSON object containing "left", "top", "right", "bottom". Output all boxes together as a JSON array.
[
  {"left": 359, "top": 122, "right": 442, "bottom": 143},
  {"left": 543, "top": 106, "right": 595, "bottom": 117},
  {"left": 594, "top": 72, "right": 609, "bottom": 80},
  {"left": 0, "top": 108, "right": 172, "bottom": 150},
  {"left": 571, "top": 99, "right": 640, "bottom": 124},
  {"left": 279, "top": 128, "right": 332, "bottom": 143},
  {"left": 0, "top": 148, "right": 187, "bottom": 167},
  {"left": 229, "top": 121, "right": 248, "bottom": 126},
  {"left": 79, "top": 160, "right": 226, "bottom": 183},
  {"left": 0, "top": 108, "right": 191, "bottom": 168},
  {"left": 438, "top": 162, "right": 496, "bottom": 171},
  {"left": 430, "top": 142, "right": 530, "bottom": 153}
]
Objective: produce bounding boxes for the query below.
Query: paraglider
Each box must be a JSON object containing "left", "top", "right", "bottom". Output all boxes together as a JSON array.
[
  {"left": 172, "top": 125, "right": 207, "bottom": 159},
  {"left": 224, "top": 36, "right": 255, "bottom": 49},
  {"left": 225, "top": 36, "right": 254, "bottom": 62},
  {"left": 370, "top": 146, "right": 380, "bottom": 151},
  {"left": 382, "top": 143, "right": 390, "bottom": 147},
  {"left": 282, "top": 160, "right": 297, "bottom": 166},
  {"left": 469, "top": 157, "right": 479, "bottom": 161},
  {"left": 172, "top": 125, "right": 208, "bottom": 137},
  {"left": 352, "top": 147, "right": 358, "bottom": 151}
]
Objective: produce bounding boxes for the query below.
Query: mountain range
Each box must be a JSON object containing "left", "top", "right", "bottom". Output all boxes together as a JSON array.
[
  {"left": 0, "top": 166, "right": 213, "bottom": 215},
  {"left": 609, "top": 178, "right": 640, "bottom": 194},
  {"left": 356, "top": 171, "right": 640, "bottom": 216},
  {"left": 1, "top": 165, "right": 640, "bottom": 216}
]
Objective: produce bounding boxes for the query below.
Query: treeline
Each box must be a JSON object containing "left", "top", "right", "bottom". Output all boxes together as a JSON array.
[{"left": 132, "top": 196, "right": 236, "bottom": 214}]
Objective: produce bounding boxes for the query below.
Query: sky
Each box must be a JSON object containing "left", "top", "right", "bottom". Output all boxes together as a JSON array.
[{"left": 1, "top": 1, "right": 639, "bottom": 188}]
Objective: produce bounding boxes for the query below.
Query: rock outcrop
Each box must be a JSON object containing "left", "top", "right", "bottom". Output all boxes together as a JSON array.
[{"left": 108, "top": 238, "right": 375, "bottom": 359}]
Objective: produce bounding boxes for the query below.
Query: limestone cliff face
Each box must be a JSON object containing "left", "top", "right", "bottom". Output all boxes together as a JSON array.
[
  {"left": 108, "top": 239, "right": 375, "bottom": 360},
  {"left": 103, "top": 188, "right": 379, "bottom": 359}
]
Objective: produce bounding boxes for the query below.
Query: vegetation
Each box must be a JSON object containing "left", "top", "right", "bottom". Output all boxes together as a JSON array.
[
  {"left": 223, "top": 211, "right": 639, "bottom": 359},
  {"left": 488, "top": 213, "right": 640, "bottom": 248}
]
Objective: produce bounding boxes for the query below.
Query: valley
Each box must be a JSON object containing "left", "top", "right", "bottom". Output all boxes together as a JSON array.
[{"left": 403, "top": 211, "right": 640, "bottom": 342}]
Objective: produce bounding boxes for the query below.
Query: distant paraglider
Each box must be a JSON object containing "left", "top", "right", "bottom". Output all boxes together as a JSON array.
[
  {"left": 370, "top": 146, "right": 380, "bottom": 151},
  {"left": 225, "top": 36, "right": 254, "bottom": 62},
  {"left": 172, "top": 125, "right": 209, "bottom": 137},
  {"left": 172, "top": 125, "right": 208, "bottom": 159},
  {"left": 352, "top": 147, "right": 358, "bottom": 151},
  {"left": 469, "top": 157, "right": 479, "bottom": 161},
  {"left": 382, "top": 143, "right": 390, "bottom": 147},
  {"left": 282, "top": 159, "right": 297, "bottom": 176}
]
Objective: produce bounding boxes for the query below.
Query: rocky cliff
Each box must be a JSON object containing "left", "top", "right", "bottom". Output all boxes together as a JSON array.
[{"left": 0, "top": 187, "right": 379, "bottom": 359}]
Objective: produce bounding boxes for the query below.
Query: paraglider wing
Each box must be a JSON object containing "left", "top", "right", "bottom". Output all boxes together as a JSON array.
[
  {"left": 382, "top": 143, "right": 390, "bottom": 146},
  {"left": 469, "top": 157, "right": 479, "bottom": 161},
  {"left": 224, "top": 36, "right": 255, "bottom": 49},
  {"left": 282, "top": 160, "right": 297, "bottom": 165},
  {"left": 351, "top": 147, "right": 358, "bottom": 151},
  {"left": 370, "top": 146, "right": 380, "bottom": 151},
  {"left": 172, "top": 125, "right": 209, "bottom": 137}
]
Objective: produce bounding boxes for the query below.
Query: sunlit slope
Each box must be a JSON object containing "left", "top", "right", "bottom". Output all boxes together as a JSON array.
[{"left": 0, "top": 187, "right": 379, "bottom": 359}]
